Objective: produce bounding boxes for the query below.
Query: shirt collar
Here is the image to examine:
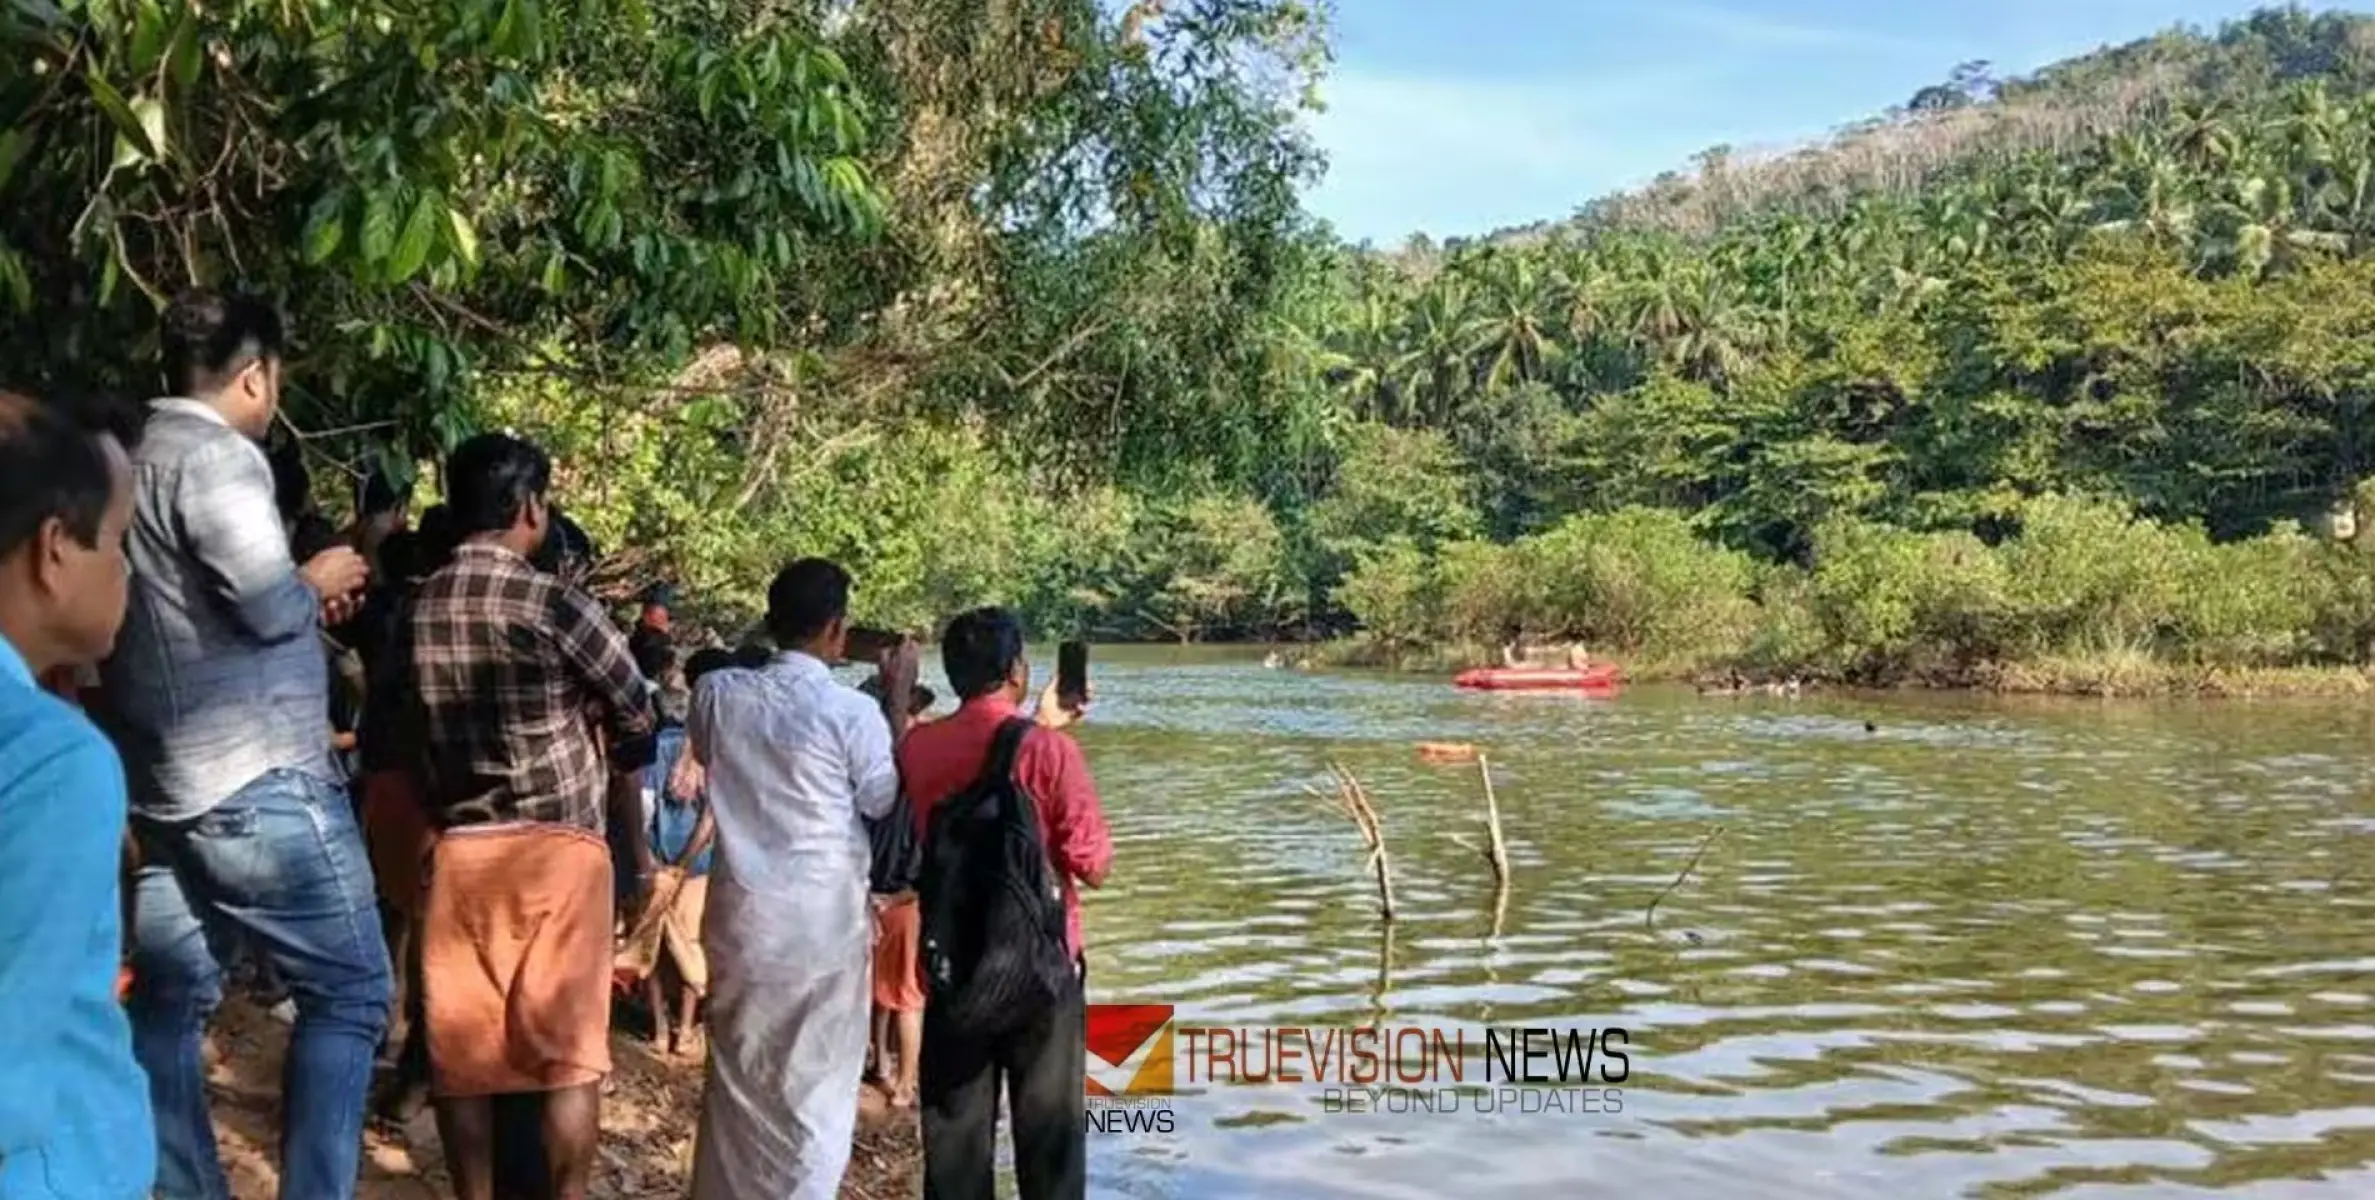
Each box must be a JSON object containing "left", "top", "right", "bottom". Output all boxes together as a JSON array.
[
  {"left": 958, "top": 692, "right": 1022, "bottom": 721},
  {"left": 0, "top": 635, "right": 30, "bottom": 687},
  {"left": 454, "top": 540, "right": 530, "bottom": 567},
  {"left": 772, "top": 649, "right": 832, "bottom": 680},
  {"left": 152, "top": 396, "right": 233, "bottom": 429}
]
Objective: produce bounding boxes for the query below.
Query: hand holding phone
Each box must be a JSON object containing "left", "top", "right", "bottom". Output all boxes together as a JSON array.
[
  {"left": 876, "top": 636, "right": 923, "bottom": 738},
  {"left": 1040, "top": 641, "right": 1090, "bottom": 731},
  {"left": 1058, "top": 641, "right": 1089, "bottom": 707},
  {"left": 844, "top": 626, "right": 899, "bottom": 666}
]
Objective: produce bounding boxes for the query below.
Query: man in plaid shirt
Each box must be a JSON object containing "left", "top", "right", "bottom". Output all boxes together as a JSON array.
[{"left": 384, "top": 433, "right": 655, "bottom": 1200}]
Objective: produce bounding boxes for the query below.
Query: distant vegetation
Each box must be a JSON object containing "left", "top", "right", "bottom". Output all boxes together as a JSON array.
[
  {"left": 15, "top": 3, "right": 2375, "bottom": 689},
  {"left": 1311, "top": 6, "right": 2375, "bottom": 690}
]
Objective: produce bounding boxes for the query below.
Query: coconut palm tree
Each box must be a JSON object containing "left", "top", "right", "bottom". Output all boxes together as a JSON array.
[
  {"left": 1457, "top": 249, "right": 1563, "bottom": 393},
  {"left": 1388, "top": 280, "right": 1476, "bottom": 425},
  {"left": 2203, "top": 172, "right": 2348, "bottom": 278}
]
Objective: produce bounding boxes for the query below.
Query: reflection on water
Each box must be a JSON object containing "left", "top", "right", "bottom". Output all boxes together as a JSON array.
[{"left": 1055, "top": 647, "right": 2375, "bottom": 1198}]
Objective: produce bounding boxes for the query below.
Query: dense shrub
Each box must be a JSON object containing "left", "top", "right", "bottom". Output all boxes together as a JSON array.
[
  {"left": 1334, "top": 539, "right": 1439, "bottom": 647},
  {"left": 1805, "top": 518, "right": 2010, "bottom": 679},
  {"left": 1341, "top": 494, "right": 2375, "bottom": 686}
]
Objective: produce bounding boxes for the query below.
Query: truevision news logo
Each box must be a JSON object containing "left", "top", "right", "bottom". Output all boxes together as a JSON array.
[{"left": 1084, "top": 1004, "right": 1630, "bottom": 1130}]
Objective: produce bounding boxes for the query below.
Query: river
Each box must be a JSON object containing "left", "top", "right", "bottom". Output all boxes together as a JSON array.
[{"left": 1034, "top": 647, "right": 2375, "bottom": 1198}]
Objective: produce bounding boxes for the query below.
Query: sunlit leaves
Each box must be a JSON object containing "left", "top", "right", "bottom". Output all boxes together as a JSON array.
[{"left": 388, "top": 191, "right": 441, "bottom": 282}]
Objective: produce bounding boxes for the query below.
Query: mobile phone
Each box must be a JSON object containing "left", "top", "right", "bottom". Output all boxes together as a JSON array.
[
  {"left": 1057, "top": 640, "right": 1089, "bottom": 707},
  {"left": 845, "top": 626, "right": 899, "bottom": 664}
]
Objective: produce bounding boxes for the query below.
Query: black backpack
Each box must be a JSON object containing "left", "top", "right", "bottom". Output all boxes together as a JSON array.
[
  {"left": 918, "top": 717, "right": 1075, "bottom": 1038},
  {"left": 867, "top": 789, "right": 922, "bottom": 895}
]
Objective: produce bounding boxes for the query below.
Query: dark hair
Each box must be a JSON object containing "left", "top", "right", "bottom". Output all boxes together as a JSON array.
[
  {"left": 445, "top": 433, "right": 551, "bottom": 537},
  {"left": 53, "top": 390, "right": 146, "bottom": 452},
  {"left": 732, "top": 641, "right": 774, "bottom": 670},
  {"left": 357, "top": 465, "right": 410, "bottom": 519},
  {"left": 268, "top": 439, "right": 311, "bottom": 524},
  {"left": 413, "top": 504, "right": 459, "bottom": 577},
  {"left": 631, "top": 628, "right": 678, "bottom": 681},
  {"left": 289, "top": 512, "right": 344, "bottom": 564},
  {"left": 765, "top": 558, "right": 851, "bottom": 646},
  {"left": 858, "top": 673, "right": 938, "bottom": 717},
  {"left": 377, "top": 529, "right": 421, "bottom": 583},
  {"left": 0, "top": 391, "right": 120, "bottom": 561},
  {"left": 533, "top": 507, "right": 595, "bottom": 577},
  {"left": 942, "top": 606, "right": 1027, "bottom": 700},
  {"left": 684, "top": 647, "right": 736, "bottom": 687},
  {"left": 162, "top": 290, "right": 284, "bottom": 397}
]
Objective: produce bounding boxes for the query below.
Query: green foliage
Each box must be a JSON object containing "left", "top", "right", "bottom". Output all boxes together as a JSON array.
[
  {"left": 1305, "top": 422, "right": 1480, "bottom": 573},
  {"left": 20, "top": 0, "right": 2375, "bottom": 677},
  {"left": 1139, "top": 493, "right": 1298, "bottom": 641},
  {"left": 1359, "top": 495, "right": 2375, "bottom": 684},
  {"left": 1801, "top": 519, "right": 2010, "bottom": 678},
  {"left": 1333, "top": 540, "right": 1439, "bottom": 649},
  {"left": 5, "top": 0, "right": 885, "bottom": 458},
  {"left": 1349, "top": 508, "right": 1757, "bottom": 670}
]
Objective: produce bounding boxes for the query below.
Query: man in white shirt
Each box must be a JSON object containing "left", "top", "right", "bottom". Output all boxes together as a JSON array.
[{"left": 687, "top": 559, "right": 917, "bottom": 1200}]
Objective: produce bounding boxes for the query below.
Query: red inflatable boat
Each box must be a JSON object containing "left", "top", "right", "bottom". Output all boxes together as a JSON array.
[{"left": 1454, "top": 664, "right": 1623, "bottom": 692}]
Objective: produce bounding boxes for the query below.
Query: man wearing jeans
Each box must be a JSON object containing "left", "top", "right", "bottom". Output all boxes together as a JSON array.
[{"left": 103, "top": 291, "right": 389, "bottom": 1200}]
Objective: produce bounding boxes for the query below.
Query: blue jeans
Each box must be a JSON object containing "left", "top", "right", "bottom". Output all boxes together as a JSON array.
[{"left": 129, "top": 768, "right": 393, "bottom": 1200}]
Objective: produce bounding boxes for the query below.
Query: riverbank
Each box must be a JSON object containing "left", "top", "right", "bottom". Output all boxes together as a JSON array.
[
  {"left": 201, "top": 996, "right": 918, "bottom": 1199},
  {"left": 1312, "top": 637, "right": 2375, "bottom": 698}
]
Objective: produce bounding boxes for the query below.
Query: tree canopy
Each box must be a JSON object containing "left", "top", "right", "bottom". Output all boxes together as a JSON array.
[{"left": 15, "top": 1, "right": 2375, "bottom": 673}]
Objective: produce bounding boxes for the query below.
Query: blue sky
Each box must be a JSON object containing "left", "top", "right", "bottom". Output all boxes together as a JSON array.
[{"left": 1303, "top": 0, "right": 2321, "bottom": 243}]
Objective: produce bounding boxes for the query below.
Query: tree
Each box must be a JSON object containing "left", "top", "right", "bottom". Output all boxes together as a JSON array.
[{"left": 4, "top": 0, "right": 885, "bottom": 468}]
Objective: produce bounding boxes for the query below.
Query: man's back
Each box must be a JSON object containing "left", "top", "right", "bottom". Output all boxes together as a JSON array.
[
  {"left": 693, "top": 653, "right": 898, "bottom": 969},
  {"left": 900, "top": 697, "right": 1111, "bottom": 960},
  {"left": 405, "top": 541, "right": 644, "bottom": 830},
  {"left": 104, "top": 400, "right": 329, "bottom": 820}
]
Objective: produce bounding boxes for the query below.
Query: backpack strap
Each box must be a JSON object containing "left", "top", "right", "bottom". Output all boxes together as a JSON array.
[{"left": 982, "top": 716, "right": 1035, "bottom": 786}]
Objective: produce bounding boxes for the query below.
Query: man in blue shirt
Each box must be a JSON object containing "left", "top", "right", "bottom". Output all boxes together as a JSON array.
[{"left": 0, "top": 389, "right": 155, "bottom": 1198}]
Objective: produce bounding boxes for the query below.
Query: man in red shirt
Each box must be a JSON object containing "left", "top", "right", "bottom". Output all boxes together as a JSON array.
[{"left": 897, "top": 607, "right": 1111, "bottom": 1200}]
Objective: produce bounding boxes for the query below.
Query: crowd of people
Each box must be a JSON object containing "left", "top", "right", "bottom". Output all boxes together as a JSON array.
[{"left": 0, "top": 289, "right": 1114, "bottom": 1200}]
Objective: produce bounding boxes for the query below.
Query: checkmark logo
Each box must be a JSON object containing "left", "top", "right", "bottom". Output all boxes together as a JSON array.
[{"left": 1086, "top": 1004, "right": 1175, "bottom": 1096}]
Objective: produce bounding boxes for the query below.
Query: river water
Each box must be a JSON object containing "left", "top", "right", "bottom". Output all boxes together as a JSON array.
[{"left": 1043, "top": 647, "right": 2375, "bottom": 1199}]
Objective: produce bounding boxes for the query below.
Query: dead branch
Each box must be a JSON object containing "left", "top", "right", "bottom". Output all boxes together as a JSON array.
[
  {"left": 1476, "top": 754, "right": 1511, "bottom": 888},
  {"left": 1305, "top": 761, "right": 1395, "bottom": 922},
  {"left": 1645, "top": 825, "right": 1727, "bottom": 932}
]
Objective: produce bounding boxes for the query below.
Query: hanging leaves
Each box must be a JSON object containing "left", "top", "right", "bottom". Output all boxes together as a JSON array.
[
  {"left": 387, "top": 191, "right": 442, "bottom": 282},
  {"left": 82, "top": 70, "right": 155, "bottom": 162}
]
